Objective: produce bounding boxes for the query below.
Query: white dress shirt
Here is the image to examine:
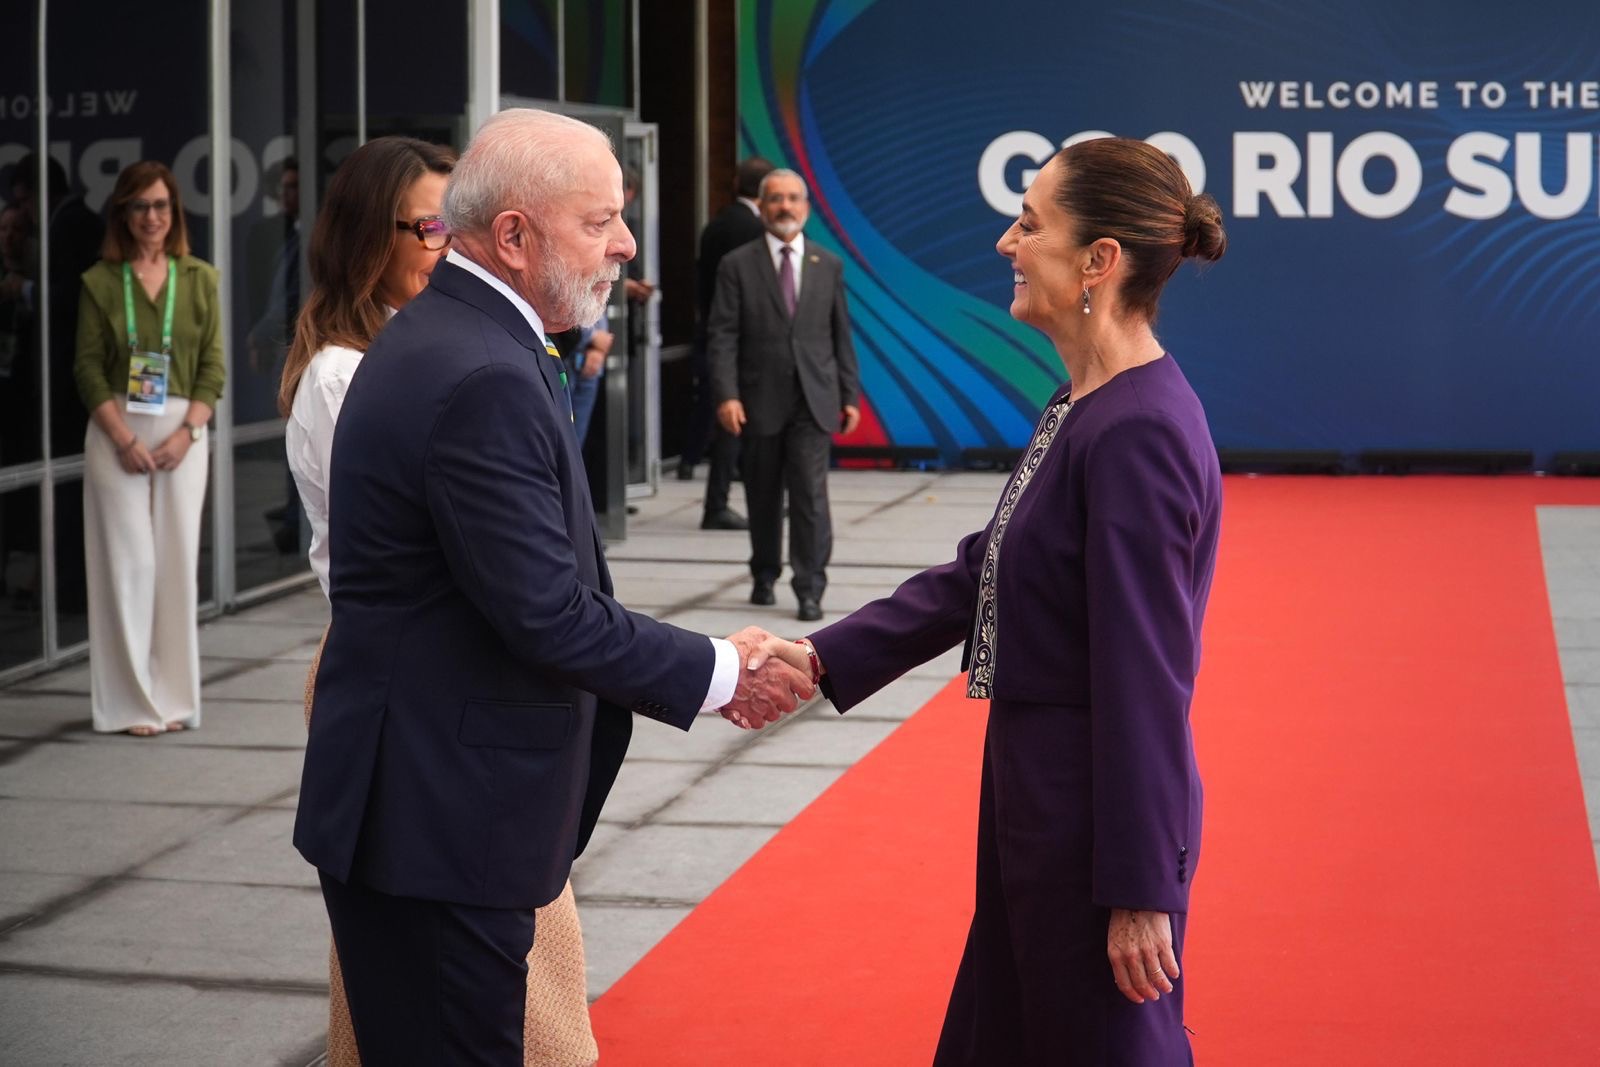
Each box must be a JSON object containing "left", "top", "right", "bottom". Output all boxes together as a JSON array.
[
  {"left": 287, "top": 343, "right": 365, "bottom": 599},
  {"left": 765, "top": 231, "right": 805, "bottom": 302}
]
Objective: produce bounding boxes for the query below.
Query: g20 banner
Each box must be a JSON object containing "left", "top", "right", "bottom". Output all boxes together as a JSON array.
[{"left": 738, "top": 0, "right": 1600, "bottom": 463}]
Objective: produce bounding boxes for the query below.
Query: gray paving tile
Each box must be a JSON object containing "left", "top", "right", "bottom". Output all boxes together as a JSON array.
[
  {"left": 576, "top": 903, "right": 692, "bottom": 999},
  {"left": 597, "top": 759, "right": 709, "bottom": 825},
  {"left": 198, "top": 620, "right": 324, "bottom": 661},
  {"left": 653, "top": 763, "right": 840, "bottom": 826},
  {"left": 735, "top": 715, "right": 902, "bottom": 767},
  {"left": 623, "top": 712, "right": 750, "bottom": 763},
  {"left": 0, "top": 974, "right": 326, "bottom": 1067},
  {"left": 0, "top": 879, "right": 327, "bottom": 985},
  {"left": 0, "top": 798, "right": 229, "bottom": 878},
  {"left": 0, "top": 691, "right": 93, "bottom": 738},
  {"left": 12, "top": 660, "right": 91, "bottom": 694},
  {"left": 234, "top": 587, "right": 330, "bottom": 626},
  {"left": 1567, "top": 685, "right": 1600, "bottom": 731},
  {"left": 839, "top": 674, "right": 960, "bottom": 721},
  {"left": 571, "top": 823, "right": 774, "bottom": 903},
  {"left": 1552, "top": 617, "right": 1600, "bottom": 650},
  {"left": 1559, "top": 648, "right": 1600, "bottom": 685},
  {"left": 160, "top": 698, "right": 308, "bottom": 749},
  {"left": 202, "top": 660, "right": 318, "bottom": 701},
  {"left": 0, "top": 743, "right": 301, "bottom": 806},
  {"left": 140, "top": 809, "right": 317, "bottom": 888},
  {"left": 0, "top": 872, "right": 91, "bottom": 924}
]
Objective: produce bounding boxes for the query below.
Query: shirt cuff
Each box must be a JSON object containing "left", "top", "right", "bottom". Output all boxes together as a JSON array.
[{"left": 699, "top": 637, "right": 740, "bottom": 712}]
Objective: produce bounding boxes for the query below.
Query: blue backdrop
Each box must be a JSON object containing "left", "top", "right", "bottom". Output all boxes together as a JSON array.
[{"left": 739, "top": 0, "right": 1600, "bottom": 464}]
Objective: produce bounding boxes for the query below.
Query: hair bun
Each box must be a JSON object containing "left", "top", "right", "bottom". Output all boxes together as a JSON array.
[{"left": 1181, "top": 194, "right": 1227, "bottom": 262}]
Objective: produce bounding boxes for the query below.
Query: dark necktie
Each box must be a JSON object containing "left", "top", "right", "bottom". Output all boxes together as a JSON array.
[{"left": 778, "top": 245, "right": 797, "bottom": 317}]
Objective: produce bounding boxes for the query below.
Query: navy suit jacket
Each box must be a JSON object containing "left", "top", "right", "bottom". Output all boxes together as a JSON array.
[{"left": 293, "top": 260, "right": 714, "bottom": 910}]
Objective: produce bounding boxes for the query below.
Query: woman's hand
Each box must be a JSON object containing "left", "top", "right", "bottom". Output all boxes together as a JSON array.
[
  {"left": 1108, "top": 908, "right": 1179, "bottom": 1004},
  {"left": 149, "top": 429, "right": 192, "bottom": 472},
  {"left": 116, "top": 436, "right": 156, "bottom": 475}
]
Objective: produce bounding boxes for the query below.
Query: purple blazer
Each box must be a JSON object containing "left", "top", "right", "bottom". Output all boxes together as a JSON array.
[{"left": 809, "top": 354, "right": 1221, "bottom": 914}]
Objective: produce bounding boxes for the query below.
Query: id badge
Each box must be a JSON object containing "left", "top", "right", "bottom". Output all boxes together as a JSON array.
[{"left": 126, "top": 351, "right": 170, "bottom": 415}]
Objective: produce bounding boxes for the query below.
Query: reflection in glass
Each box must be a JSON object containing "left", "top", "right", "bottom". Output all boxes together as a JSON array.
[
  {"left": 563, "top": 0, "right": 633, "bottom": 107},
  {"left": 0, "top": 485, "right": 45, "bottom": 671},
  {"left": 233, "top": 436, "right": 308, "bottom": 592},
  {"left": 52, "top": 477, "right": 89, "bottom": 650},
  {"left": 501, "top": 0, "right": 561, "bottom": 102}
]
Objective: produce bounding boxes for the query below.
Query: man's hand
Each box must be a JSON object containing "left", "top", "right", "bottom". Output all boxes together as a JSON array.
[
  {"left": 839, "top": 405, "right": 861, "bottom": 435},
  {"left": 624, "top": 278, "right": 655, "bottom": 303},
  {"left": 718, "top": 399, "right": 747, "bottom": 436},
  {"left": 1108, "top": 909, "right": 1179, "bottom": 1004},
  {"left": 720, "top": 626, "right": 814, "bottom": 729},
  {"left": 582, "top": 329, "right": 613, "bottom": 378}
]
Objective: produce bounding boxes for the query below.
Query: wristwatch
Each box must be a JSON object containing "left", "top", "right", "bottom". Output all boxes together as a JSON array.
[{"left": 185, "top": 422, "right": 203, "bottom": 443}]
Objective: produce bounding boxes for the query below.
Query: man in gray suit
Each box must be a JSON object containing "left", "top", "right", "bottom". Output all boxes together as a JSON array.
[{"left": 709, "top": 169, "right": 860, "bottom": 622}]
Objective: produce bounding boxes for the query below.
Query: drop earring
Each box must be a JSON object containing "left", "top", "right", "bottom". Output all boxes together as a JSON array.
[{"left": 1081, "top": 287, "right": 1091, "bottom": 315}]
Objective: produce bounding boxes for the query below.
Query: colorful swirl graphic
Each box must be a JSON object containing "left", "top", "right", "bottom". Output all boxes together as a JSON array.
[{"left": 739, "top": 0, "right": 1062, "bottom": 460}]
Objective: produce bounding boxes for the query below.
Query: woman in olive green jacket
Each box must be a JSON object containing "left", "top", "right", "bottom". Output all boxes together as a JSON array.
[{"left": 75, "top": 161, "right": 224, "bottom": 736}]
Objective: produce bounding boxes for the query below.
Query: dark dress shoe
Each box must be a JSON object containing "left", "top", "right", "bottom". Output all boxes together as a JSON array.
[
  {"left": 676, "top": 462, "right": 696, "bottom": 481},
  {"left": 751, "top": 583, "right": 776, "bottom": 606},
  {"left": 701, "top": 508, "right": 749, "bottom": 531},
  {"left": 797, "top": 598, "right": 823, "bottom": 622}
]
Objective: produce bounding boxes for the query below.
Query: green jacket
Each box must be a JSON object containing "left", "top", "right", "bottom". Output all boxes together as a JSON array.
[{"left": 74, "top": 254, "right": 226, "bottom": 411}]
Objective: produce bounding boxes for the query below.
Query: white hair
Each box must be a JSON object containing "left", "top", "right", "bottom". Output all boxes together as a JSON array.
[
  {"left": 758, "top": 168, "right": 808, "bottom": 199},
  {"left": 444, "top": 108, "right": 614, "bottom": 235}
]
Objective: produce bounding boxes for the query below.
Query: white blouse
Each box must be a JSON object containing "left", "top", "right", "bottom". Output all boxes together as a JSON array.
[{"left": 285, "top": 344, "right": 365, "bottom": 598}]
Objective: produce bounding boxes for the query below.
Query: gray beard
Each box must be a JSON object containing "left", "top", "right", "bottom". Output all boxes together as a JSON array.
[{"left": 540, "top": 255, "right": 618, "bottom": 331}]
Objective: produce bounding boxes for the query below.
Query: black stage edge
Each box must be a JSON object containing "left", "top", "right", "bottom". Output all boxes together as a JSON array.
[
  {"left": 1357, "top": 449, "right": 1534, "bottom": 475},
  {"left": 1217, "top": 449, "right": 1344, "bottom": 474},
  {"left": 962, "top": 447, "right": 1024, "bottom": 471},
  {"left": 1551, "top": 452, "right": 1600, "bottom": 476},
  {"left": 832, "top": 444, "right": 942, "bottom": 468}
]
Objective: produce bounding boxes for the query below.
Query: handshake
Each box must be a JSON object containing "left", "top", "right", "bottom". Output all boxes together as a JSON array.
[{"left": 717, "top": 626, "right": 823, "bottom": 730}]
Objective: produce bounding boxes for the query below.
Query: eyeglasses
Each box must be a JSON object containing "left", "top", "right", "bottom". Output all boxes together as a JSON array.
[
  {"left": 129, "top": 199, "right": 171, "bottom": 216},
  {"left": 396, "top": 215, "right": 451, "bottom": 250}
]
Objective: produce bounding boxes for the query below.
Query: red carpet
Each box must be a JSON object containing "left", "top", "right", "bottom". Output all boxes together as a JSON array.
[{"left": 591, "top": 478, "right": 1600, "bottom": 1064}]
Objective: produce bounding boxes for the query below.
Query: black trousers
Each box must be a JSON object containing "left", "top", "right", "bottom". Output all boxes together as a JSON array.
[
  {"left": 683, "top": 340, "right": 738, "bottom": 514},
  {"left": 741, "top": 398, "right": 832, "bottom": 601},
  {"left": 319, "top": 871, "right": 536, "bottom": 1067}
]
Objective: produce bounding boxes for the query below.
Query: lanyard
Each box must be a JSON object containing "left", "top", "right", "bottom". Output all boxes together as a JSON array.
[{"left": 122, "top": 259, "right": 177, "bottom": 355}]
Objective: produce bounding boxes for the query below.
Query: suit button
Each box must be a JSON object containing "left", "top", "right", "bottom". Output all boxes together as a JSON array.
[
  {"left": 1179, "top": 846, "right": 1189, "bottom": 858},
  {"left": 1178, "top": 868, "right": 1187, "bottom": 883}
]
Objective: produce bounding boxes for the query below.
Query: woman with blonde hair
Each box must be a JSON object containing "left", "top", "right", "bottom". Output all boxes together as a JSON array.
[
  {"left": 75, "top": 161, "right": 223, "bottom": 736},
  {"left": 282, "top": 136, "right": 598, "bottom": 1067}
]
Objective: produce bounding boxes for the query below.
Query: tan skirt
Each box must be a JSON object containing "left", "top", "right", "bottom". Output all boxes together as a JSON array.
[{"left": 305, "top": 631, "right": 599, "bottom": 1067}]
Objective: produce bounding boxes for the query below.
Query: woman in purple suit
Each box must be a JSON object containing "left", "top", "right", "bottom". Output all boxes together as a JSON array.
[{"left": 786, "top": 138, "right": 1226, "bottom": 1063}]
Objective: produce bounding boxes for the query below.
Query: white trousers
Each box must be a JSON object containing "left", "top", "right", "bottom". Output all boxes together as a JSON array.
[{"left": 84, "top": 398, "right": 208, "bottom": 732}]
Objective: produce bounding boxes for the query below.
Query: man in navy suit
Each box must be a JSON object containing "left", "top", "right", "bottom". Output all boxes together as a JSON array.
[{"left": 293, "top": 109, "right": 812, "bottom": 1065}]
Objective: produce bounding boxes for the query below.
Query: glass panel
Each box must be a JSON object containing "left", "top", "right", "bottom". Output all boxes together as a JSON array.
[
  {"left": 562, "top": 0, "right": 633, "bottom": 108},
  {"left": 230, "top": 0, "right": 306, "bottom": 597},
  {"left": 0, "top": 1, "right": 44, "bottom": 470},
  {"left": 44, "top": 0, "right": 210, "bottom": 466},
  {"left": 0, "top": 483, "right": 45, "bottom": 671},
  {"left": 232, "top": 435, "right": 307, "bottom": 591},
  {"left": 502, "top": 0, "right": 562, "bottom": 102},
  {"left": 231, "top": 0, "right": 300, "bottom": 428},
  {"left": 51, "top": 476, "right": 88, "bottom": 649},
  {"left": 367, "top": 0, "right": 469, "bottom": 144}
]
